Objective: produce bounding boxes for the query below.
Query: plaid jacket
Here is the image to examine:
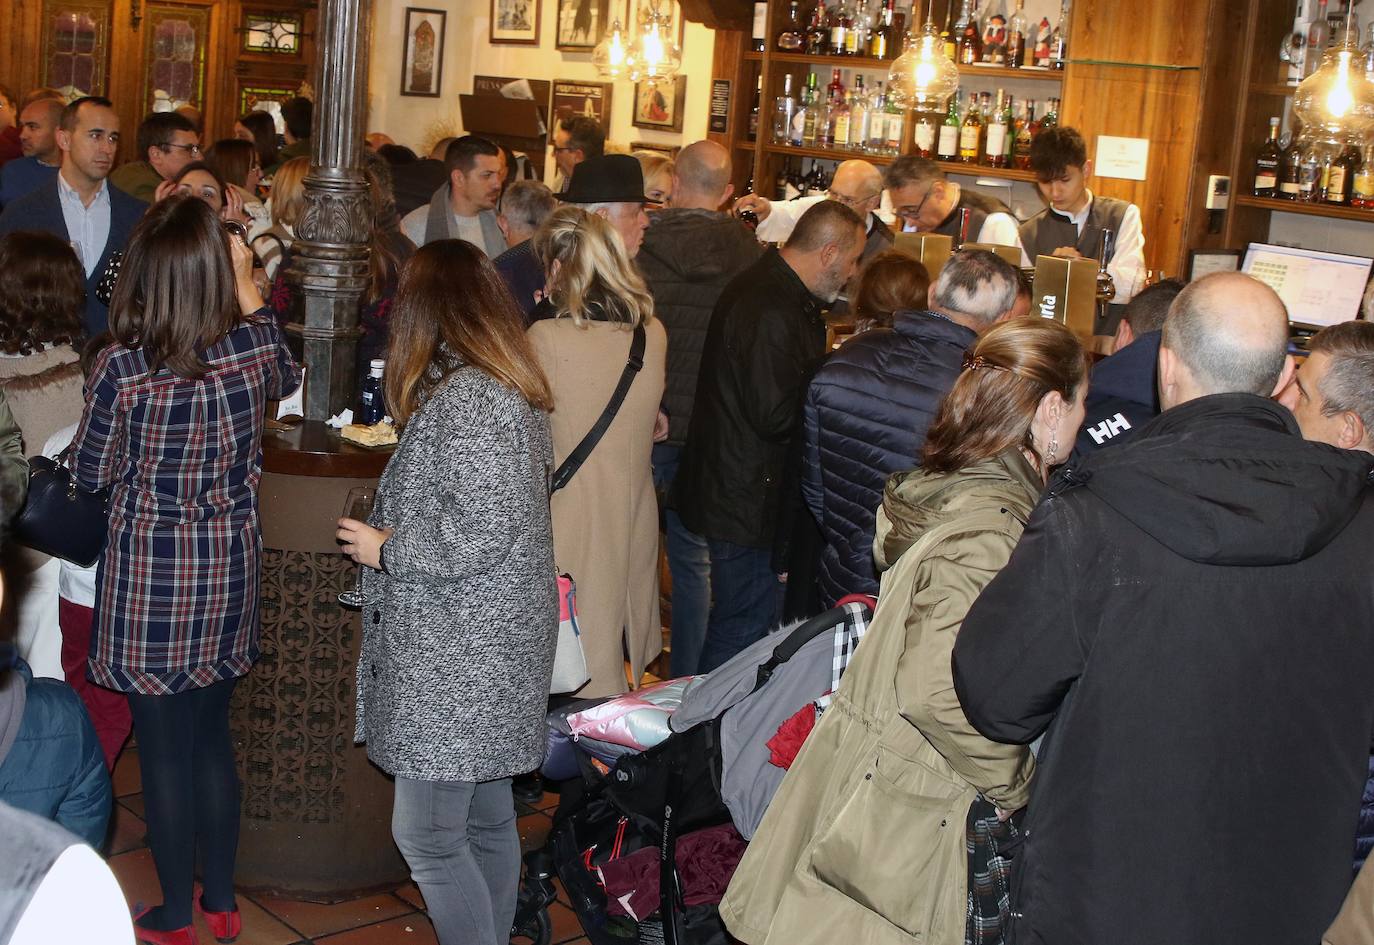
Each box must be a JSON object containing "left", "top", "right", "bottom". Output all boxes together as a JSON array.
[{"left": 72, "top": 311, "right": 300, "bottom": 694}]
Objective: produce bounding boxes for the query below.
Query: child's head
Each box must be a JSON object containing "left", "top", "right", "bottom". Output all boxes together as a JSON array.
[{"left": 1029, "top": 126, "right": 1091, "bottom": 212}]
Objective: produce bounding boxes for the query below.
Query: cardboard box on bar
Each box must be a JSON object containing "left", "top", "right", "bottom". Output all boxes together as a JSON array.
[
  {"left": 893, "top": 232, "right": 954, "bottom": 280},
  {"left": 962, "top": 242, "right": 1022, "bottom": 266},
  {"left": 1031, "top": 254, "right": 1099, "bottom": 339}
]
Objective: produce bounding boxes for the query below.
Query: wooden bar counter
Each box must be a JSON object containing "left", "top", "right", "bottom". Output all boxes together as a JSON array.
[{"left": 228, "top": 419, "right": 407, "bottom": 897}]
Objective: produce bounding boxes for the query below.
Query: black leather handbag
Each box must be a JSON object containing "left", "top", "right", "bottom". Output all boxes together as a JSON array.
[{"left": 12, "top": 448, "right": 111, "bottom": 567}]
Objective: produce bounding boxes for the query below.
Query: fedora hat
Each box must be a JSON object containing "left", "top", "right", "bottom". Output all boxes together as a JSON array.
[{"left": 559, "top": 154, "right": 656, "bottom": 205}]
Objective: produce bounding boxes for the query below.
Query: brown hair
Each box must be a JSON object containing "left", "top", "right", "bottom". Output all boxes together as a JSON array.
[
  {"left": 851, "top": 250, "right": 930, "bottom": 330},
  {"left": 236, "top": 111, "right": 279, "bottom": 169},
  {"left": 205, "top": 138, "right": 258, "bottom": 190},
  {"left": 385, "top": 240, "right": 553, "bottom": 426},
  {"left": 108, "top": 194, "right": 241, "bottom": 379},
  {"left": 269, "top": 156, "right": 309, "bottom": 229},
  {"left": 0, "top": 231, "right": 86, "bottom": 355},
  {"left": 363, "top": 151, "right": 404, "bottom": 305},
  {"left": 922, "top": 318, "right": 1088, "bottom": 473}
]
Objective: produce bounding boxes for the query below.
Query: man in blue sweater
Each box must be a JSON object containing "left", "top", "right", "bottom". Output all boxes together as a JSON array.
[{"left": 0, "top": 95, "right": 64, "bottom": 209}]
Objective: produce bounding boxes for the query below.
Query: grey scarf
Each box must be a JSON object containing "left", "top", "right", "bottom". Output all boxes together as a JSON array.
[{"left": 422, "top": 182, "right": 506, "bottom": 256}]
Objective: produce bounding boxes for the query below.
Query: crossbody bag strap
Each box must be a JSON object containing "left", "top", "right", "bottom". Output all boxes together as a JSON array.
[{"left": 549, "top": 324, "right": 646, "bottom": 494}]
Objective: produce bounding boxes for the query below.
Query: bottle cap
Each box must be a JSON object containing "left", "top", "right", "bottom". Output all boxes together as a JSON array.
[{"left": 369, "top": 359, "right": 385, "bottom": 375}]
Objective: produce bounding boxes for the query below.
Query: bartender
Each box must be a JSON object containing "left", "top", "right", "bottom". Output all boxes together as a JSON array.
[
  {"left": 1020, "top": 126, "right": 1147, "bottom": 308},
  {"left": 733, "top": 159, "right": 894, "bottom": 263},
  {"left": 884, "top": 155, "right": 1030, "bottom": 266}
]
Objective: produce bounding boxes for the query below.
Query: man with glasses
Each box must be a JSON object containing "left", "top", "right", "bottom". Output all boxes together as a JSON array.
[
  {"left": 551, "top": 115, "right": 605, "bottom": 193},
  {"left": 736, "top": 159, "right": 893, "bottom": 264},
  {"left": 108, "top": 111, "right": 199, "bottom": 202},
  {"left": 885, "top": 155, "right": 1029, "bottom": 265},
  {"left": 0, "top": 96, "right": 147, "bottom": 333}
]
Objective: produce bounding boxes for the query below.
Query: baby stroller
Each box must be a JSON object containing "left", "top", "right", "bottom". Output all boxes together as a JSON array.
[{"left": 511, "top": 597, "right": 875, "bottom": 945}]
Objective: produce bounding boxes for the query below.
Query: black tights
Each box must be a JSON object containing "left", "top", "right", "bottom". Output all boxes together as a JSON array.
[{"left": 127, "top": 677, "right": 240, "bottom": 931}]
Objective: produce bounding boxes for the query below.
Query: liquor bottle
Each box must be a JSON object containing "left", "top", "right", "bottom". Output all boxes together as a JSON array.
[
  {"left": 359, "top": 360, "right": 386, "bottom": 424},
  {"left": 937, "top": 94, "right": 961, "bottom": 160},
  {"left": 942, "top": 2, "right": 957, "bottom": 60},
  {"left": 985, "top": 89, "right": 1008, "bottom": 166},
  {"left": 752, "top": 0, "right": 768, "bottom": 51},
  {"left": 807, "top": 2, "right": 830, "bottom": 54},
  {"left": 1032, "top": 16, "right": 1053, "bottom": 66},
  {"left": 870, "top": 0, "right": 896, "bottom": 58},
  {"left": 1305, "top": 0, "right": 1329, "bottom": 78},
  {"left": 884, "top": 85, "right": 905, "bottom": 152},
  {"left": 801, "top": 75, "right": 821, "bottom": 146},
  {"left": 957, "top": 0, "right": 983, "bottom": 63},
  {"left": 1363, "top": 23, "right": 1374, "bottom": 77},
  {"left": 832, "top": 87, "right": 852, "bottom": 148},
  {"left": 1001, "top": 92, "right": 1016, "bottom": 165},
  {"left": 1298, "top": 139, "right": 1323, "bottom": 201},
  {"left": 1278, "top": 131, "right": 1302, "bottom": 199},
  {"left": 849, "top": 0, "right": 871, "bottom": 56},
  {"left": 867, "top": 82, "right": 887, "bottom": 151},
  {"left": 1012, "top": 99, "right": 1035, "bottom": 168},
  {"left": 1252, "top": 117, "right": 1281, "bottom": 197},
  {"left": 1354, "top": 144, "right": 1374, "bottom": 208},
  {"left": 849, "top": 75, "right": 870, "bottom": 148},
  {"left": 959, "top": 91, "right": 983, "bottom": 163},
  {"left": 827, "top": 67, "right": 845, "bottom": 100},
  {"left": 818, "top": 88, "right": 836, "bottom": 147},
  {"left": 1326, "top": 143, "right": 1358, "bottom": 204},
  {"left": 1040, "top": 97, "right": 1059, "bottom": 131},
  {"left": 1049, "top": 0, "right": 1069, "bottom": 70},
  {"left": 1006, "top": 0, "right": 1029, "bottom": 67},
  {"left": 775, "top": 73, "right": 798, "bottom": 144},
  {"left": 981, "top": 0, "right": 1007, "bottom": 64},
  {"left": 777, "top": 0, "right": 806, "bottom": 50},
  {"left": 829, "top": 0, "right": 852, "bottom": 55},
  {"left": 913, "top": 106, "right": 937, "bottom": 157}
]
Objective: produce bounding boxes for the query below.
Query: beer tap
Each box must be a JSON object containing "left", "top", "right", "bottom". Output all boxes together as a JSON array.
[
  {"left": 956, "top": 207, "right": 972, "bottom": 249},
  {"left": 1095, "top": 227, "right": 1117, "bottom": 320}
]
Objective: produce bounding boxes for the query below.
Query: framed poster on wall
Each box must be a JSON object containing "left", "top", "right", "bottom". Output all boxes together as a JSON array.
[
  {"left": 401, "top": 7, "right": 445, "bottom": 97},
  {"left": 551, "top": 80, "right": 613, "bottom": 128},
  {"left": 631, "top": 0, "right": 684, "bottom": 48},
  {"left": 491, "top": 0, "right": 540, "bottom": 45},
  {"left": 556, "top": 0, "right": 609, "bottom": 51},
  {"left": 632, "top": 76, "right": 686, "bottom": 132}
]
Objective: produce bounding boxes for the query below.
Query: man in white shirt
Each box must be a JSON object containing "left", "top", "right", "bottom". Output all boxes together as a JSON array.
[
  {"left": 733, "top": 159, "right": 896, "bottom": 260},
  {"left": 882, "top": 155, "right": 1029, "bottom": 265},
  {"left": 1019, "top": 126, "right": 1147, "bottom": 307},
  {"left": 400, "top": 135, "right": 506, "bottom": 256}
]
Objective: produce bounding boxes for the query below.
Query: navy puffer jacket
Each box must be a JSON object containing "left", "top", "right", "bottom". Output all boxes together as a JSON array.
[{"left": 801, "top": 310, "right": 977, "bottom": 605}]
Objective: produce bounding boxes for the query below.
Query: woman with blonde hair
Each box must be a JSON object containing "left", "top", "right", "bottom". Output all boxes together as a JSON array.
[
  {"left": 336, "top": 238, "right": 557, "bottom": 945},
  {"left": 528, "top": 205, "right": 666, "bottom": 696},
  {"left": 633, "top": 150, "right": 674, "bottom": 205},
  {"left": 722, "top": 317, "right": 1088, "bottom": 945},
  {"left": 252, "top": 155, "right": 308, "bottom": 280}
]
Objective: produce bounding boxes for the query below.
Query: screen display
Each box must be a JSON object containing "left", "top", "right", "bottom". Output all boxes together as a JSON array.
[{"left": 1241, "top": 243, "right": 1372, "bottom": 329}]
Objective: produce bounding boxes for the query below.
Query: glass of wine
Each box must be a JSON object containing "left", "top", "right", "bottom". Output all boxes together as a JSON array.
[{"left": 338, "top": 486, "right": 378, "bottom": 608}]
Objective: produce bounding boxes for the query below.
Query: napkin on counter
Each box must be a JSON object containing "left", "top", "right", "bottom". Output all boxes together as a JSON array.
[{"left": 326, "top": 409, "right": 354, "bottom": 429}]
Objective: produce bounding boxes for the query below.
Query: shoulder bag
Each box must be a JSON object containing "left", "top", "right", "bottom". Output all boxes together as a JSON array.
[
  {"left": 547, "top": 325, "right": 647, "bottom": 695},
  {"left": 13, "top": 446, "right": 111, "bottom": 567}
]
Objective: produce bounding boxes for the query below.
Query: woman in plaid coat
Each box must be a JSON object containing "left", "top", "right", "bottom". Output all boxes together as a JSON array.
[{"left": 71, "top": 195, "right": 300, "bottom": 945}]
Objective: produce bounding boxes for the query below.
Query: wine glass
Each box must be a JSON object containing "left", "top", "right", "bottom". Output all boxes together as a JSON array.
[{"left": 338, "top": 486, "right": 378, "bottom": 608}]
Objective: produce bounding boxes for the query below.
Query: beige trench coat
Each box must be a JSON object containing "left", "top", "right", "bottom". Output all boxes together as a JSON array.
[
  {"left": 529, "top": 315, "right": 666, "bottom": 698},
  {"left": 719, "top": 452, "right": 1040, "bottom": 945}
]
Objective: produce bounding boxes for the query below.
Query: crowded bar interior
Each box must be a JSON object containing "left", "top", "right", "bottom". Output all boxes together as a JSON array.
[{"left": 1, "top": 0, "right": 1374, "bottom": 943}]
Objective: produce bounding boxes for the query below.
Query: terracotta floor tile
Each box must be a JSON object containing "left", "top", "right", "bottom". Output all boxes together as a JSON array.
[
  {"left": 112, "top": 747, "right": 141, "bottom": 797},
  {"left": 533, "top": 790, "right": 560, "bottom": 812},
  {"left": 548, "top": 900, "right": 587, "bottom": 944},
  {"left": 109, "top": 850, "right": 301, "bottom": 945},
  {"left": 518, "top": 811, "right": 552, "bottom": 852},
  {"left": 248, "top": 891, "right": 414, "bottom": 938},
  {"left": 106, "top": 801, "right": 147, "bottom": 856},
  {"left": 312, "top": 912, "right": 438, "bottom": 944},
  {"left": 393, "top": 882, "right": 424, "bottom": 911}
]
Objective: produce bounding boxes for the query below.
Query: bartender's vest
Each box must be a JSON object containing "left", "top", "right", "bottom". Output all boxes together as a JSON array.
[
  {"left": 1019, "top": 195, "right": 1130, "bottom": 264},
  {"left": 930, "top": 191, "right": 1014, "bottom": 243}
]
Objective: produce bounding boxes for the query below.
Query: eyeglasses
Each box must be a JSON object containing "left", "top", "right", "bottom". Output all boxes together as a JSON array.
[
  {"left": 827, "top": 188, "right": 881, "bottom": 209},
  {"left": 552, "top": 145, "right": 578, "bottom": 153},
  {"left": 161, "top": 143, "right": 202, "bottom": 155},
  {"left": 894, "top": 187, "right": 935, "bottom": 222}
]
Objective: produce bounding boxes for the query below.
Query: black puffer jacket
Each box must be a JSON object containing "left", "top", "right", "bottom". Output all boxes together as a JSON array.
[
  {"left": 953, "top": 394, "right": 1374, "bottom": 945},
  {"left": 801, "top": 310, "right": 976, "bottom": 604},
  {"left": 637, "top": 209, "right": 763, "bottom": 446},
  {"left": 673, "top": 249, "right": 825, "bottom": 549}
]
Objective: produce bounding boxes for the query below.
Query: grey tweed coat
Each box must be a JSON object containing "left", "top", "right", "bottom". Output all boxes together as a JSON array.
[{"left": 354, "top": 364, "right": 558, "bottom": 782}]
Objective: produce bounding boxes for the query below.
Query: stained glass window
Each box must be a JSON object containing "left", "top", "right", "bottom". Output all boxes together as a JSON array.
[
  {"left": 243, "top": 12, "right": 302, "bottom": 55},
  {"left": 42, "top": 2, "right": 109, "bottom": 98},
  {"left": 142, "top": 5, "right": 208, "bottom": 113}
]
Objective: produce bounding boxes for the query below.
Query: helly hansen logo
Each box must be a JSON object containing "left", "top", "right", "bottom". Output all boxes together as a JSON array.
[{"left": 1087, "top": 413, "right": 1131, "bottom": 445}]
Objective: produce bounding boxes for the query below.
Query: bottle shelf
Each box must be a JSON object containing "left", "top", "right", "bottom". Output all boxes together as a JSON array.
[
  {"left": 1250, "top": 82, "right": 1300, "bottom": 97},
  {"left": 1232, "top": 193, "right": 1374, "bottom": 223},
  {"left": 761, "top": 142, "right": 1039, "bottom": 181},
  {"left": 753, "top": 50, "right": 1066, "bottom": 82},
  {"left": 936, "top": 160, "right": 1039, "bottom": 182}
]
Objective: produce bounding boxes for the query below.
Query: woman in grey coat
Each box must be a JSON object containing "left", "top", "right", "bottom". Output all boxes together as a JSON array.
[{"left": 337, "top": 239, "right": 558, "bottom": 945}]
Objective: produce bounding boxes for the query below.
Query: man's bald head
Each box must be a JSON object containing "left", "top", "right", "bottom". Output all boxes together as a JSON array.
[
  {"left": 1159, "top": 272, "right": 1294, "bottom": 409},
  {"left": 671, "top": 140, "right": 733, "bottom": 210},
  {"left": 831, "top": 159, "right": 883, "bottom": 194}
]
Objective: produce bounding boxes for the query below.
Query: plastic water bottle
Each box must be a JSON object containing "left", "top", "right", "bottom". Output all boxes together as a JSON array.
[{"left": 359, "top": 359, "right": 385, "bottom": 425}]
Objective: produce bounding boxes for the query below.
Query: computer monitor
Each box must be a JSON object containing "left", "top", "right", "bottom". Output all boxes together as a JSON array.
[{"left": 1240, "top": 242, "right": 1372, "bottom": 330}]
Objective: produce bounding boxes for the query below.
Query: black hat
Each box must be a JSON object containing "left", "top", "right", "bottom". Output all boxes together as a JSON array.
[{"left": 559, "top": 154, "right": 655, "bottom": 205}]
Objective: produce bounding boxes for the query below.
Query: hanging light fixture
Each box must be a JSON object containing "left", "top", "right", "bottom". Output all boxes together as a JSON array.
[
  {"left": 592, "top": 11, "right": 630, "bottom": 79},
  {"left": 593, "top": 0, "right": 681, "bottom": 84},
  {"left": 1294, "top": 23, "right": 1374, "bottom": 142},
  {"left": 887, "top": 1, "right": 959, "bottom": 108}
]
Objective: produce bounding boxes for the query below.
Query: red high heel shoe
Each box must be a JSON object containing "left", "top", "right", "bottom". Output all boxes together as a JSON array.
[
  {"left": 195, "top": 893, "right": 241, "bottom": 944},
  {"left": 132, "top": 906, "right": 199, "bottom": 945}
]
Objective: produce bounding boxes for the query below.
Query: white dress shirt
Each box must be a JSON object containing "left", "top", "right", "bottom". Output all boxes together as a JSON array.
[
  {"left": 1059, "top": 189, "right": 1147, "bottom": 304},
  {"left": 56, "top": 172, "right": 111, "bottom": 278},
  {"left": 754, "top": 192, "right": 891, "bottom": 244}
]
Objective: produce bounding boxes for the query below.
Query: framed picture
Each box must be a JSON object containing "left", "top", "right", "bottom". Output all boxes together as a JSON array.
[
  {"left": 401, "top": 8, "right": 445, "bottom": 97},
  {"left": 1188, "top": 249, "right": 1241, "bottom": 281},
  {"left": 630, "top": 141, "right": 680, "bottom": 159},
  {"left": 630, "top": 0, "right": 684, "bottom": 48},
  {"left": 551, "top": 79, "right": 613, "bottom": 128},
  {"left": 556, "top": 0, "right": 610, "bottom": 51},
  {"left": 632, "top": 76, "right": 686, "bottom": 132},
  {"left": 490, "top": 0, "right": 540, "bottom": 45}
]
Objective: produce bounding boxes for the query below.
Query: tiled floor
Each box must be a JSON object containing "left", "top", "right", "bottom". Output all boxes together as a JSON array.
[{"left": 108, "top": 748, "right": 592, "bottom": 945}]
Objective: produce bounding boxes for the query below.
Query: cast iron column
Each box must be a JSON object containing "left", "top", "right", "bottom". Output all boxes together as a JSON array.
[{"left": 286, "top": 0, "right": 373, "bottom": 420}]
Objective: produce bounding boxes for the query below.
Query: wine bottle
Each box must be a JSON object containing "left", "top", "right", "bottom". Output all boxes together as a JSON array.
[
  {"left": 1252, "top": 117, "right": 1281, "bottom": 197},
  {"left": 937, "top": 94, "right": 961, "bottom": 160}
]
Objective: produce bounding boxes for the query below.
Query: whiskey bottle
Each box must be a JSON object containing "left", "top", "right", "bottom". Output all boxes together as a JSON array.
[
  {"left": 806, "top": 2, "right": 830, "bottom": 54},
  {"left": 1353, "top": 144, "right": 1374, "bottom": 208},
  {"left": 1012, "top": 99, "right": 1035, "bottom": 168},
  {"left": 849, "top": 75, "right": 870, "bottom": 149},
  {"left": 1252, "top": 117, "right": 1282, "bottom": 197},
  {"left": 985, "top": 90, "right": 1009, "bottom": 167},
  {"left": 870, "top": 0, "right": 896, "bottom": 58},
  {"left": 1006, "top": 0, "right": 1029, "bottom": 67},
  {"left": 959, "top": 92, "right": 983, "bottom": 163},
  {"left": 752, "top": 1, "right": 768, "bottom": 51},
  {"left": 1297, "top": 140, "right": 1323, "bottom": 201},
  {"left": 957, "top": 0, "right": 983, "bottom": 63},
  {"left": 884, "top": 88, "right": 905, "bottom": 153},
  {"left": 937, "top": 94, "right": 961, "bottom": 160},
  {"left": 777, "top": 1, "right": 806, "bottom": 50},
  {"left": 913, "top": 106, "right": 937, "bottom": 157},
  {"left": 829, "top": 0, "right": 852, "bottom": 55},
  {"left": 1277, "top": 132, "right": 1302, "bottom": 199},
  {"left": 1326, "top": 143, "right": 1358, "bottom": 204}
]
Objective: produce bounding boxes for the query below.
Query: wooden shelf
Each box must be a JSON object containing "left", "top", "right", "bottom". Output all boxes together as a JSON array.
[
  {"left": 761, "top": 143, "right": 1039, "bottom": 181},
  {"left": 1232, "top": 194, "right": 1374, "bottom": 223},
  {"left": 757, "top": 51, "right": 1064, "bottom": 82},
  {"left": 1250, "top": 82, "right": 1299, "bottom": 97},
  {"left": 937, "top": 160, "right": 1039, "bottom": 182}
]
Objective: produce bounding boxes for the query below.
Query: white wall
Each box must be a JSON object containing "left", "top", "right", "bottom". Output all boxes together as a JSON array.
[{"left": 366, "top": 0, "right": 717, "bottom": 186}]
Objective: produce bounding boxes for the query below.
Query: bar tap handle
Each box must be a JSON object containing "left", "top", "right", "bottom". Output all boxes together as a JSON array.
[
  {"left": 956, "top": 207, "right": 972, "bottom": 248},
  {"left": 1095, "top": 227, "right": 1117, "bottom": 307}
]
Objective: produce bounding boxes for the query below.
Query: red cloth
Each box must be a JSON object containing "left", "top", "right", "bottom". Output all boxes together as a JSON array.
[
  {"left": 599, "top": 823, "right": 747, "bottom": 921},
  {"left": 59, "top": 597, "right": 132, "bottom": 770},
  {"left": 766, "top": 702, "right": 817, "bottom": 770},
  {"left": 0, "top": 126, "right": 20, "bottom": 168}
]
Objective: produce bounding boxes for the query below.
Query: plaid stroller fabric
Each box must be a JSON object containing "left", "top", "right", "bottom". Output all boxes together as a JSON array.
[
  {"left": 815, "top": 600, "right": 872, "bottom": 714},
  {"left": 964, "top": 795, "right": 1023, "bottom": 945}
]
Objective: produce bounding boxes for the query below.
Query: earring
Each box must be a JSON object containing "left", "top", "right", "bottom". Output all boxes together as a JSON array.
[{"left": 1046, "top": 435, "right": 1059, "bottom": 466}]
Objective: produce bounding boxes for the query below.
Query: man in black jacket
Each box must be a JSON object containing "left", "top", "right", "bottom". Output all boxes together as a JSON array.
[
  {"left": 953, "top": 271, "right": 1374, "bottom": 945},
  {"left": 638, "top": 140, "right": 762, "bottom": 676},
  {"left": 673, "top": 201, "right": 865, "bottom": 673}
]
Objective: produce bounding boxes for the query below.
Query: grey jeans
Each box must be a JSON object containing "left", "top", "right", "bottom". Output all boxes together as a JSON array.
[{"left": 391, "top": 776, "right": 520, "bottom": 945}]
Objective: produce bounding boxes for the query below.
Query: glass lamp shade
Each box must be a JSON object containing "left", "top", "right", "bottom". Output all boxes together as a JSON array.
[
  {"left": 625, "top": 13, "right": 682, "bottom": 82},
  {"left": 1293, "top": 41, "right": 1374, "bottom": 143},
  {"left": 592, "top": 18, "right": 630, "bottom": 78},
  {"left": 888, "top": 24, "right": 960, "bottom": 108}
]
